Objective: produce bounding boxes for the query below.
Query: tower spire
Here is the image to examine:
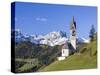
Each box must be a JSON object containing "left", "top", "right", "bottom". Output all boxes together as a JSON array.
[
  {"left": 70, "top": 16, "right": 76, "bottom": 29},
  {"left": 70, "top": 16, "right": 76, "bottom": 50}
]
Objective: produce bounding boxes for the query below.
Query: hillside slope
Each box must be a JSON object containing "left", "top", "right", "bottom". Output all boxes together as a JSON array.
[{"left": 39, "top": 40, "right": 97, "bottom": 72}]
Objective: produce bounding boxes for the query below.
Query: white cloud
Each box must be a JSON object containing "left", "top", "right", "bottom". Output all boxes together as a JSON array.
[{"left": 36, "top": 17, "right": 47, "bottom": 22}]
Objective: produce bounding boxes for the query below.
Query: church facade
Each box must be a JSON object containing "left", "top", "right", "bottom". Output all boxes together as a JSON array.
[{"left": 58, "top": 17, "right": 76, "bottom": 61}]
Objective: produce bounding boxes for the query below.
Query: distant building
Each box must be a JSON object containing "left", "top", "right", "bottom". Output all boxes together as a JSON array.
[
  {"left": 58, "top": 17, "right": 76, "bottom": 61},
  {"left": 61, "top": 42, "right": 69, "bottom": 57}
]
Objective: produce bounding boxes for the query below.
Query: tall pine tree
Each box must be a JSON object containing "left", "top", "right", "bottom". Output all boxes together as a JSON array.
[{"left": 89, "top": 25, "right": 95, "bottom": 41}]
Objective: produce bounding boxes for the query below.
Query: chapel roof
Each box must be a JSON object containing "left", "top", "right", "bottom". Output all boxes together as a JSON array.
[{"left": 62, "top": 42, "right": 69, "bottom": 49}]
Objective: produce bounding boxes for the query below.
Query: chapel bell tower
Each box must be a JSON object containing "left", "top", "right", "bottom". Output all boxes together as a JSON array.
[{"left": 70, "top": 16, "right": 76, "bottom": 50}]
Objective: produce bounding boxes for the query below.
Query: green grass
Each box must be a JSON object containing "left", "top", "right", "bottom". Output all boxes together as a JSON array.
[{"left": 39, "top": 40, "right": 97, "bottom": 72}]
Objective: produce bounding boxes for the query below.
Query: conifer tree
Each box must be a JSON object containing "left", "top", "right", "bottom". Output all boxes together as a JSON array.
[{"left": 89, "top": 25, "right": 95, "bottom": 41}]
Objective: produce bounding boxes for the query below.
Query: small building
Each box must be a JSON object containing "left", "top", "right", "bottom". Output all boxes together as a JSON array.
[
  {"left": 62, "top": 42, "right": 69, "bottom": 57},
  {"left": 58, "top": 17, "right": 76, "bottom": 61},
  {"left": 57, "top": 42, "right": 69, "bottom": 61}
]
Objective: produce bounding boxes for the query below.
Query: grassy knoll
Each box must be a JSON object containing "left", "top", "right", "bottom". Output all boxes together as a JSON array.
[{"left": 39, "top": 40, "right": 97, "bottom": 72}]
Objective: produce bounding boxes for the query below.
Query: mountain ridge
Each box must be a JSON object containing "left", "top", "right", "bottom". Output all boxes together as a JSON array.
[{"left": 14, "top": 29, "right": 90, "bottom": 46}]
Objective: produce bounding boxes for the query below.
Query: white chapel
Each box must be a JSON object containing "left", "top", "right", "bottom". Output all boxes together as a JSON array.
[{"left": 58, "top": 17, "right": 76, "bottom": 61}]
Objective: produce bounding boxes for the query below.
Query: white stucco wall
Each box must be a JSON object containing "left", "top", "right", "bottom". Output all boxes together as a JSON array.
[
  {"left": 57, "top": 56, "right": 66, "bottom": 61},
  {"left": 62, "top": 49, "right": 69, "bottom": 57},
  {"left": 70, "top": 38, "right": 76, "bottom": 50}
]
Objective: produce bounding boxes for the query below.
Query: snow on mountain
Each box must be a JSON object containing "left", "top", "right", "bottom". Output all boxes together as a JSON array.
[
  {"left": 38, "top": 31, "right": 68, "bottom": 46},
  {"left": 77, "top": 37, "right": 90, "bottom": 43},
  {"left": 14, "top": 29, "right": 90, "bottom": 46},
  {"left": 45, "top": 31, "right": 61, "bottom": 40},
  {"left": 54, "top": 37, "right": 68, "bottom": 45},
  {"left": 14, "top": 30, "right": 68, "bottom": 46},
  {"left": 81, "top": 38, "right": 90, "bottom": 43},
  {"left": 15, "top": 29, "right": 24, "bottom": 42}
]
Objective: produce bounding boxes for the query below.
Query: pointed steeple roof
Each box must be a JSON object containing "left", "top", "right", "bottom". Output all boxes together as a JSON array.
[{"left": 70, "top": 16, "right": 76, "bottom": 29}]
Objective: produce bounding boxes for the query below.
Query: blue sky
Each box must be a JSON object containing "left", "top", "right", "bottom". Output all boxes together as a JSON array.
[{"left": 14, "top": 2, "right": 97, "bottom": 38}]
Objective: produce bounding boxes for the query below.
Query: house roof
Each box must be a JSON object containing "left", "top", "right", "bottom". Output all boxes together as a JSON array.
[{"left": 62, "top": 42, "right": 69, "bottom": 49}]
